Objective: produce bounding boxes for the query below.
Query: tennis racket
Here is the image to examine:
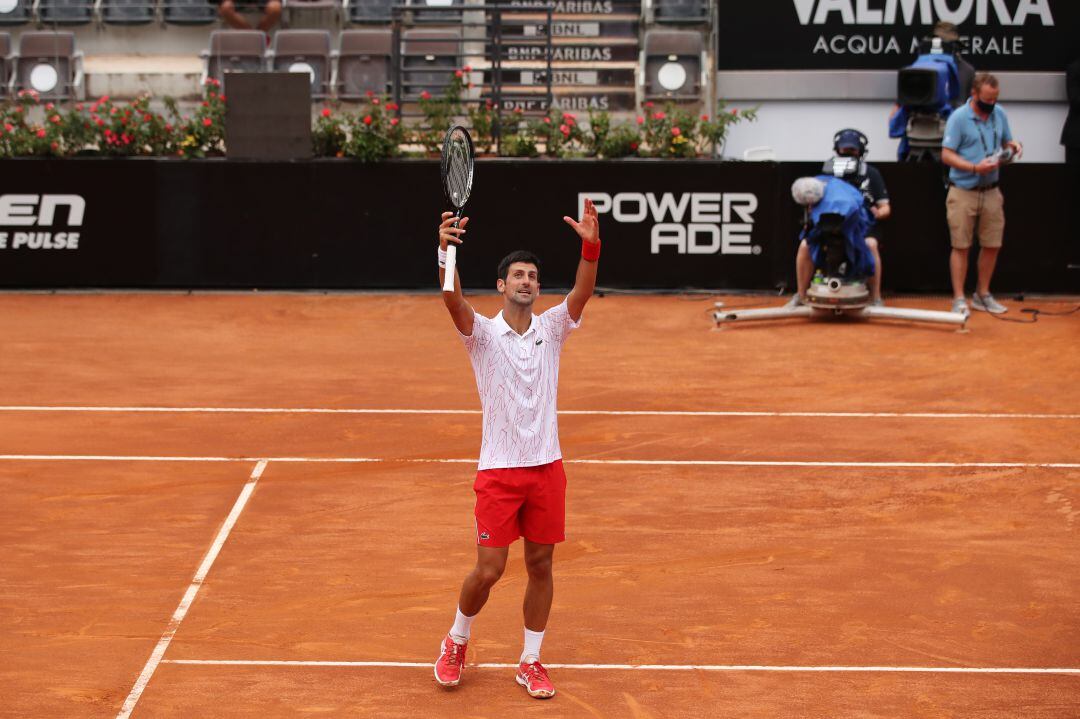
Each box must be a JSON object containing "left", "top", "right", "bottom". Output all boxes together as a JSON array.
[{"left": 440, "top": 125, "right": 475, "bottom": 293}]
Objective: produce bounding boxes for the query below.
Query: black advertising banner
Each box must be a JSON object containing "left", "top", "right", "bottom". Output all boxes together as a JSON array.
[
  {"left": 0, "top": 159, "right": 157, "bottom": 287},
  {"left": 0, "top": 158, "right": 1073, "bottom": 293},
  {"left": 716, "top": 0, "right": 1078, "bottom": 71}
]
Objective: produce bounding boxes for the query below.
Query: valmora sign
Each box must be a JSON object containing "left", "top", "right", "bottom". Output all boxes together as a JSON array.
[{"left": 716, "top": 0, "right": 1075, "bottom": 72}]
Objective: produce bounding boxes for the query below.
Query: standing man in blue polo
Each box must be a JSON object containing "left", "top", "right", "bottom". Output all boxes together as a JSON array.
[{"left": 940, "top": 73, "right": 1023, "bottom": 316}]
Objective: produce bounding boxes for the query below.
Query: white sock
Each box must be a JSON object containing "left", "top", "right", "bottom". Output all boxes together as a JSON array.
[
  {"left": 520, "top": 628, "right": 545, "bottom": 664},
  {"left": 449, "top": 607, "right": 474, "bottom": 644}
]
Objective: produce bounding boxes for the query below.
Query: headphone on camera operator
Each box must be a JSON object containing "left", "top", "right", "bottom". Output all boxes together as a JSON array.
[{"left": 823, "top": 128, "right": 873, "bottom": 204}]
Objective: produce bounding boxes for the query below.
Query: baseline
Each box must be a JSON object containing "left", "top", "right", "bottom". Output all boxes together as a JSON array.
[
  {"left": 162, "top": 659, "right": 1080, "bottom": 675},
  {"left": 0, "top": 405, "right": 1077, "bottom": 419},
  {"left": 0, "top": 455, "right": 1077, "bottom": 469}
]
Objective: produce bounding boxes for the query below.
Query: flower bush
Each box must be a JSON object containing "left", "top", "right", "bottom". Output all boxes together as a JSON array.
[
  {"left": 0, "top": 80, "right": 225, "bottom": 158},
  {"left": 0, "top": 80, "right": 758, "bottom": 161}
]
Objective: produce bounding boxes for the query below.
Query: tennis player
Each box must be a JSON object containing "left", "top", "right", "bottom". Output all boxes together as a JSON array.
[{"left": 432, "top": 198, "right": 601, "bottom": 699}]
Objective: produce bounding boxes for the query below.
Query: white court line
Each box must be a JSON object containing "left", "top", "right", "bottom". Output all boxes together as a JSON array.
[
  {"left": 0, "top": 405, "right": 1077, "bottom": 420},
  {"left": 116, "top": 460, "right": 268, "bottom": 719},
  {"left": 1, "top": 454, "right": 1078, "bottom": 469},
  {"left": 162, "top": 659, "right": 1080, "bottom": 675}
]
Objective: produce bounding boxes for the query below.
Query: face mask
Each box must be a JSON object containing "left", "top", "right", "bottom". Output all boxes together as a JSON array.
[{"left": 976, "top": 99, "right": 996, "bottom": 114}]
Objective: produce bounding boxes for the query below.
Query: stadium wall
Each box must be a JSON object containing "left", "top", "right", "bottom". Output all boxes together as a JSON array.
[{"left": 0, "top": 158, "right": 1073, "bottom": 293}]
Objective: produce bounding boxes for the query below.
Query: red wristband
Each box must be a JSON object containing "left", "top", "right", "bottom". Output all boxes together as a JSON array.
[{"left": 581, "top": 238, "right": 601, "bottom": 262}]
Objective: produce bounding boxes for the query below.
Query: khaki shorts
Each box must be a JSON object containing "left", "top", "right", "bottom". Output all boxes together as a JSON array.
[{"left": 946, "top": 185, "right": 1005, "bottom": 249}]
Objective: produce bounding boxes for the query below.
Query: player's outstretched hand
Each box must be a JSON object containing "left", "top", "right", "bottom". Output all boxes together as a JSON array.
[
  {"left": 563, "top": 198, "right": 600, "bottom": 245},
  {"left": 439, "top": 211, "right": 469, "bottom": 251}
]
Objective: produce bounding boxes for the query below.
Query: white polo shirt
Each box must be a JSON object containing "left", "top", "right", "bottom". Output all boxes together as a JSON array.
[{"left": 461, "top": 299, "right": 580, "bottom": 471}]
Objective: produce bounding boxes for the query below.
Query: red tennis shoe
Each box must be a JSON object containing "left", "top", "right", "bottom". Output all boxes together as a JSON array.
[
  {"left": 434, "top": 634, "right": 467, "bottom": 688},
  {"left": 516, "top": 659, "right": 555, "bottom": 699}
]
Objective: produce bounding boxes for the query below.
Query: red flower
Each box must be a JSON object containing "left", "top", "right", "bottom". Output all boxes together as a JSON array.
[
  {"left": 420, "top": 90, "right": 431, "bottom": 100},
  {"left": 365, "top": 90, "right": 375, "bottom": 97},
  {"left": 630, "top": 142, "right": 638, "bottom": 150},
  {"left": 178, "top": 149, "right": 185, "bottom": 156},
  {"left": 514, "top": 107, "right": 523, "bottom": 114},
  {"left": 165, "top": 123, "right": 172, "bottom": 132},
  {"left": 387, "top": 102, "right": 399, "bottom": 111},
  {"left": 83, "top": 122, "right": 90, "bottom": 130},
  {"left": 701, "top": 114, "right": 709, "bottom": 121},
  {"left": 201, "top": 101, "right": 209, "bottom": 108},
  {"left": 390, "top": 117, "right": 399, "bottom": 126},
  {"left": 363, "top": 115, "right": 373, "bottom": 125},
  {"left": 653, "top": 111, "right": 665, "bottom": 120},
  {"left": 731, "top": 108, "right": 738, "bottom": 116},
  {"left": 219, "top": 95, "right": 226, "bottom": 102},
  {"left": 463, "top": 65, "right": 472, "bottom": 72},
  {"left": 50, "top": 141, "right": 58, "bottom": 151},
  {"left": 202, "top": 117, "right": 212, "bottom": 127},
  {"left": 14, "top": 106, "right": 22, "bottom": 114},
  {"left": 644, "top": 101, "right": 654, "bottom": 108},
  {"left": 122, "top": 133, "right": 131, "bottom": 144},
  {"left": 91, "top": 104, "right": 99, "bottom": 113},
  {"left": 636, "top": 116, "right": 644, "bottom": 125},
  {"left": 98, "top": 95, "right": 109, "bottom": 103},
  {"left": 454, "top": 69, "right": 463, "bottom": 78},
  {"left": 144, "top": 113, "right": 153, "bottom": 121},
  {"left": 36, "top": 128, "right": 46, "bottom": 138},
  {"left": 95, "top": 118, "right": 104, "bottom": 127},
  {"left": 76, "top": 103, "right": 84, "bottom": 111},
  {"left": 321, "top": 108, "right": 332, "bottom": 118},
  {"left": 543, "top": 117, "right": 551, "bottom": 124},
  {"left": 50, "top": 114, "right": 61, "bottom": 124},
  {"left": 671, "top": 127, "right": 681, "bottom": 136},
  {"left": 3, "top": 123, "right": 12, "bottom": 133},
  {"left": 372, "top": 97, "right": 380, "bottom": 105},
  {"left": 559, "top": 124, "right": 570, "bottom": 136},
  {"left": 45, "top": 102, "right": 54, "bottom": 110}
]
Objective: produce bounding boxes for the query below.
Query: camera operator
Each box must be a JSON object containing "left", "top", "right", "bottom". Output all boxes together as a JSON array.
[
  {"left": 787, "top": 129, "right": 890, "bottom": 307},
  {"left": 941, "top": 73, "right": 1023, "bottom": 316}
]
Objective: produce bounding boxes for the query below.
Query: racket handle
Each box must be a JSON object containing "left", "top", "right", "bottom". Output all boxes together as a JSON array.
[{"left": 442, "top": 244, "right": 457, "bottom": 292}]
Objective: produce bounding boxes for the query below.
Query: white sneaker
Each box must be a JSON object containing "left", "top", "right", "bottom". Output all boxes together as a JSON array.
[
  {"left": 784, "top": 294, "right": 806, "bottom": 309},
  {"left": 971, "top": 293, "right": 1007, "bottom": 314},
  {"left": 951, "top": 297, "right": 970, "bottom": 316}
]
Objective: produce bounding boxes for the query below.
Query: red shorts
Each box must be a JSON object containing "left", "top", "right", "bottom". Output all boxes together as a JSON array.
[{"left": 473, "top": 459, "right": 567, "bottom": 547}]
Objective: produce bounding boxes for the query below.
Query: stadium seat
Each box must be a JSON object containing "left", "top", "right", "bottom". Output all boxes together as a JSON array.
[
  {"left": 102, "top": 0, "right": 157, "bottom": 24},
  {"left": 13, "top": 31, "right": 82, "bottom": 101},
  {"left": 346, "top": 0, "right": 392, "bottom": 24},
  {"left": 282, "top": 0, "right": 337, "bottom": 27},
  {"left": 643, "top": 29, "right": 702, "bottom": 100},
  {"left": 0, "top": 33, "right": 9, "bottom": 97},
  {"left": 401, "top": 28, "right": 461, "bottom": 98},
  {"left": 336, "top": 29, "right": 391, "bottom": 100},
  {"left": 38, "top": 0, "right": 95, "bottom": 24},
  {"left": 652, "top": 0, "right": 709, "bottom": 23},
  {"left": 742, "top": 146, "right": 777, "bottom": 161},
  {"left": 271, "top": 29, "right": 332, "bottom": 99},
  {"left": 406, "top": 0, "right": 462, "bottom": 25},
  {"left": 163, "top": 0, "right": 216, "bottom": 25},
  {"left": 0, "top": 0, "right": 31, "bottom": 26},
  {"left": 203, "top": 30, "right": 267, "bottom": 86}
]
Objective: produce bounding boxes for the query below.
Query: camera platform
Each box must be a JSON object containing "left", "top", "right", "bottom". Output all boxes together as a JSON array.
[{"left": 712, "top": 278, "right": 967, "bottom": 329}]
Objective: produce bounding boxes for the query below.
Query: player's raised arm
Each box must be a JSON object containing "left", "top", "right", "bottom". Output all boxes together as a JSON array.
[
  {"left": 563, "top": 197, "right": 601, "bottom": 322},
  {"left": 438, "top": 211, "right": 475, "bottom": 336}
]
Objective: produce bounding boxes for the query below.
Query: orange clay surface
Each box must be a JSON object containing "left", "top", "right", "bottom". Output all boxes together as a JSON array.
[{"left": 0, "top": 292, "right": 1077, "bottom": 718}]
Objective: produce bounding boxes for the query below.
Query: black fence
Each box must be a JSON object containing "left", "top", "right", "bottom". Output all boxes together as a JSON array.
[{"left": 0, "top": 158, "right": 1074, "bottom": 293}]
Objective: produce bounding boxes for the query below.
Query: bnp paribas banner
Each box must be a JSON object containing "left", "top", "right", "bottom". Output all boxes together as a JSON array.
[{"left": 716, "top": 0, "right": 1077, "bottom": 71}]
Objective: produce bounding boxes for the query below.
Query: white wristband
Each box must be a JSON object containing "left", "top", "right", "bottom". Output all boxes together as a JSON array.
[{"left": 438, "top": 247, "right": 447, "bottom": 268}]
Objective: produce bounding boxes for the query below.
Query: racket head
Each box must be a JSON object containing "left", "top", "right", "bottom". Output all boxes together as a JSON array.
[{"left": 441, "top": 125, "right": 475, "bottom": 210}]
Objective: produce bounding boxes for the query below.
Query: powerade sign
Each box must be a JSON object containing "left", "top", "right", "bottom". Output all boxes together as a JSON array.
[
  {"left": 579, "top": 192, "right": 762, "bottom": 256},
  {"left": 716, "top": 0, "right": 1077, "bottom": 71}
]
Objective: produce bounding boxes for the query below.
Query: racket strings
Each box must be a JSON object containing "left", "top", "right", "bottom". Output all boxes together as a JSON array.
[{"left": 445, "top": 133, "right": 472, "bottom": 207}]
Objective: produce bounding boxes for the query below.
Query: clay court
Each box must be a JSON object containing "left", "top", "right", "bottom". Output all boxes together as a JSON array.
[{"left": 1, "top": 291, "right": 1078, "bottom": 718}]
